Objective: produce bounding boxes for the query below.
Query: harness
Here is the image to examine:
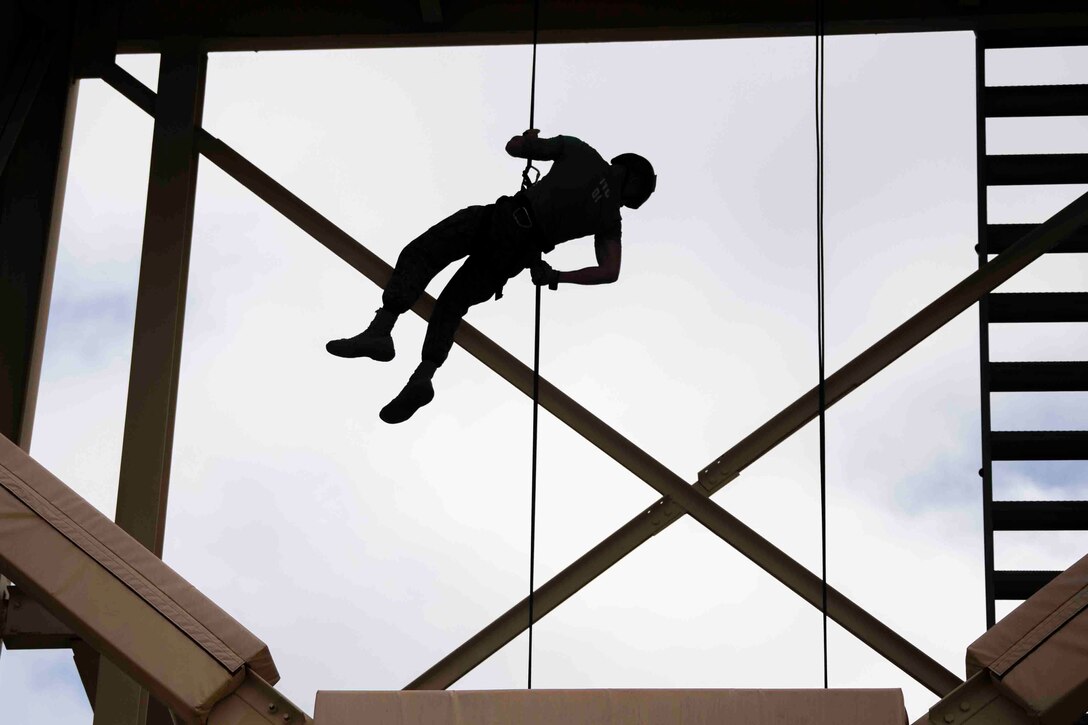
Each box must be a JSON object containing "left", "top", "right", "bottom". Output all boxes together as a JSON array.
[{"left": 493, "top": 190, "right": 544, "bottom": 301}]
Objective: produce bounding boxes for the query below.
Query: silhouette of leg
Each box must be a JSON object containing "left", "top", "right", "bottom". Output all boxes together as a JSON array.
[
  {"left": 380, "top": 254, "right": 506, "bottom": 424},
  {"left": 327, "top": 205, "right": 489, "bottom": 360},
  {"left": 382, "top": 206, "right": 490, "bottom": 314}
]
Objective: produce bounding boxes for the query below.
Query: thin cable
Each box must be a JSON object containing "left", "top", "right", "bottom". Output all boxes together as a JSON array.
[
  {"left": 815, "top": 0, "right": 829, "bottom": 691},
  {"left": 526, "top": 0, "right": 542, "bottom": 692},
  {"left": 522, "top": 0, "right": 541, "bottom": 192},
  {"left": 529, "top": 282, "right": 541, "bottom": 690}
]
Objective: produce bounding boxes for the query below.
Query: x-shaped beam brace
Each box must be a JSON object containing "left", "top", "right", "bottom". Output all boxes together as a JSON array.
[{"left": 104, "top": 62, "right": 1088, "bottom": 698}]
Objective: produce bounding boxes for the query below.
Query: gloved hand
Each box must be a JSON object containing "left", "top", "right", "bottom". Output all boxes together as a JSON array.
[{"left": 530, "top": 260, "right": 560, "bottom": 290}]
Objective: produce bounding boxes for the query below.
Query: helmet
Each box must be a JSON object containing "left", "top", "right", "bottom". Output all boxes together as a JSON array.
[{"left": 611, "top": 152, "right": 657, "bottom": 209}]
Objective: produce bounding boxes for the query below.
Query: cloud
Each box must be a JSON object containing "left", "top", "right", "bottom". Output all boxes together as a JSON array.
[{"left": 0, "top": 650, "right": 92, "bottom": 723}]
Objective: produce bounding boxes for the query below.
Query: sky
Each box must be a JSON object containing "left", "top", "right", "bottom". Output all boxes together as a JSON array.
[{"left": 2, "top": 31, "right": 1087, "bottom": 724}]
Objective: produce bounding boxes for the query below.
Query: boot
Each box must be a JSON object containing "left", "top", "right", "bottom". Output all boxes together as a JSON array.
[
  {"left": 380, "top": 361, "right": 437, "bottom": 424},
  {"left": 326, "top": 308, "right": 397, "bottom": 361}
]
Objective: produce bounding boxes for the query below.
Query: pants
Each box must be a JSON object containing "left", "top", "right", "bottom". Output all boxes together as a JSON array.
[{"left": 383, "top": 197, "right": 538, "bottom": 365}]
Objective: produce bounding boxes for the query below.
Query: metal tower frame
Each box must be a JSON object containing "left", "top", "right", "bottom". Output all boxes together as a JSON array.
[{"left": 4, "top": 3, "right": 1088, "bottom": 724}]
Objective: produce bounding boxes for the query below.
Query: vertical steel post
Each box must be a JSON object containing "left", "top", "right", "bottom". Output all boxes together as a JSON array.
[
  {"left": 975, "top": 33, "right": 997, "bottom": 630},
  {"left": 93, "top": 41, "right": 206, "bottom": 725},
  {"left": 0, "top": 2, "right": 77, "bottom": 691},
  {"left": 0, "top": 12, "right": 77, "bottom": 451}
]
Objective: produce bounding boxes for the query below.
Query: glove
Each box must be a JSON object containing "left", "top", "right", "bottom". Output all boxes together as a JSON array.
[{"left": 530, "top": 260, "right": 560, "bottom": 290}]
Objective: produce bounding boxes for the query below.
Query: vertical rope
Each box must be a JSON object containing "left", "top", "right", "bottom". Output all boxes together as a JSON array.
[
  {"left": 522, "top": 0, "right": 541, "bottom": 193},
  {"left": 529, "top": 283, "right": 541, "bottom": 690},
  {"left": 815, "top": 0, "right": 829, "bottom": 691},
  {"left": 526, "top": 0, "right": 542, "bottom": 692}
]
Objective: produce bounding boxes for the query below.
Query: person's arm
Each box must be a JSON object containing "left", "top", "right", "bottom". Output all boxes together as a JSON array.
[
  {"left": 559, "top": 237, "right": 621, "bottom": 285},
  {"left": 533, "top": 238, "right": 621, "bottom": 288},
  {"left": 506, "top": 129, "right": 565, "bottom": 161}
]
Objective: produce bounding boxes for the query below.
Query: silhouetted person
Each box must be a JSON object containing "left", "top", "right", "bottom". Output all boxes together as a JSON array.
[{"left": 326, "top": 130, "right": 657, "bottom": 423}]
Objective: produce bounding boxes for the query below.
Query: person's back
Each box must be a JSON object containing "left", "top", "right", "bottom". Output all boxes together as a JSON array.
[{"left": 518, "top": 135, "right": 623, "bottom": 252}]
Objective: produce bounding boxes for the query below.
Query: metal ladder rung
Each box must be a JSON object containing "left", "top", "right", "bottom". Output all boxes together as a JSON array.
[
  {"left": 993, "top": 569, "right": 1059, "bottom": 600},
  {"left": 986, "top": 153, "right": 1088, "bottom": 185},
  {"left": 989, "top": 361, "right": 1088, "bottom": 392},
  {"left": 988, "top": 292, "right": 1088, "bottom": 323},
  {"left": 990, "top": 430, "right": 1088, "bottom": 460},
  {"left": 984, "top": 84, "right": 1088, "bottom": 117},
  {"left": 991, "top": 500, "right": 1088, "bottom": 530},
  {"left": 984, "top": 223, "right": 1088, "bottom": 254},
  {"left": 979, "top": 29, "right": 1088, "bottom": 50}
]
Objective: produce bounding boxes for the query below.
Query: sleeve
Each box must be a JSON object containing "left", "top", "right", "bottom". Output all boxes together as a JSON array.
[
  {"left": 595, "top": 206, "right": 622, "bottom": 243},
  {"left": 506, "top": 134, "right": 568, "bottom": 161}
]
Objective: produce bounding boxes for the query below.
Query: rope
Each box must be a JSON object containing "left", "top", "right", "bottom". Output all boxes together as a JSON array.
[
  {"left": 522, "top": 0, "right": 541, "bottom": 193},
  {"left": 815, "top": 0, "right": 829, "bottom": 690},
  {"left": 525, "top": 0, "right": 542, "bottom": 692}
]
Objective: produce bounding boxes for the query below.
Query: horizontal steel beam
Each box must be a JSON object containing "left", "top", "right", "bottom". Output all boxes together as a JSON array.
[
  {"left": 108, "top": 2, "right": 1088, "bottom": 53},
  {"left": 104, "top": 64, "right": 962, "bottom": 696}
]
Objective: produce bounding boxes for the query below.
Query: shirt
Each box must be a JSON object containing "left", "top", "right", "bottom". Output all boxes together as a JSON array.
[{"left": 517, "top": 135, "right": 623, "bottom": 251}]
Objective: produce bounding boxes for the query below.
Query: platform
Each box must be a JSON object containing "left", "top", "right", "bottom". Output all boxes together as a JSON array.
[{"left": 314, "top": 688, "right": 908, "bottom": 725}]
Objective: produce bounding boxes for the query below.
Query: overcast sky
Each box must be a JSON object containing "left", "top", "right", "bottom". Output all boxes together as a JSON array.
[{"left": 2, "top": 31, "right": 1087, "bottom": 723}]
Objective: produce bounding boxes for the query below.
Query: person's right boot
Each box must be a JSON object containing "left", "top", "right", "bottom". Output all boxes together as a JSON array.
[
  {"left": 379, "top": 361, "right": 437, "bottom": 424},
  {"left": 326, "top": 308, "right": 397, "bottom": 361}
]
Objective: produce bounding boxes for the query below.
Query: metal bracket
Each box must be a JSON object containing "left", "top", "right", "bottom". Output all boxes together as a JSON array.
[
  {"left": 0, "top": 584, "right": 77, "bottom": 649},
  {"left": 924, "top": 671, "right": 1031, "bottom": 725},
  {"left": 207, "top": 670, "right": 312, "bottom": 725},
  {"left": 695, "top": 470, "right": 739, "bottom": 497}
]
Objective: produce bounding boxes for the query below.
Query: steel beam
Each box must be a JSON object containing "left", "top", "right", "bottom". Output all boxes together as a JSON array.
[
  {"left": 0, "top": 585, "right": 77, "bottom": 649},
  {"left": 108, "top": 60, "right": 1088, "bottom": 694},
  {"left": 114, "top": 43, "right": 206, "bottom": 561},
  {"left": 108, "top": 1, "right": 1088, "bottom": 53},
  {"left": 0, "top": 12, "right": 77, "bottom": 450},
  {"left": 975, "top": 37, "right": 997, "bottom": 632},
  {"left": 102, "top": 63, "right": 966, "bottom": 696},
  {"left": 72, "top": 640, "right": 100, "bottom": 708},
  {"left": 206, "top": 670, "right": 312, "bottom": 725},
  {"left": 95, "top": 44, "right": 206, "bottom": 725},
  {"left": 913, "top": 670, "right": 1033, "bottom": 725},
  {"left": 419, "top": 0, "right": 442, "bottom": 25},
  {"left": 695, "top": 191, "right": 1088, "bottom": 489},
  {"left": 0, "top": 9, "right": 57, "bottom": 175}
]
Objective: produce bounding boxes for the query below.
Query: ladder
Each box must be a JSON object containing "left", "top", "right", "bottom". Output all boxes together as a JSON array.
[{"left": 975, "top": 29, "right": 1088, "bottom": 629}]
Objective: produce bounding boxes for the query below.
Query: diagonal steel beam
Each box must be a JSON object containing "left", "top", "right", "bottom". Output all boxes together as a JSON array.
[
  {"left": 694, "top": 194, "right": 1088, "bottom": 491},
  {"left": 101, "top": 63, "right": 1007, "bottom": 696}
]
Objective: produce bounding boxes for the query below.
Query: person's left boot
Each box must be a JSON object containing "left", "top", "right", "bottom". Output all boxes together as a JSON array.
[
  {"left": 326, "top": 308, "right": 397, "bottom": 361},
  {"left": 380, "top": 361, "right": 437, "bottom": 424}
]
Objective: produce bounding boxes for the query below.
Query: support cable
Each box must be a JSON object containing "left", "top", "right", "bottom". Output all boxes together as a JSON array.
[
  {"left": 525, "top": 0, "right": 542, "bottom": 692},
  {"left": 815, "top": 0, "right": 829, "bottom": 690}
]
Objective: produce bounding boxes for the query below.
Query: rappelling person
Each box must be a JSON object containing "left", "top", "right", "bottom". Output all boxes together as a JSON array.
[{"left": 325, "top": 130, "right": 657, "bottom": 423}]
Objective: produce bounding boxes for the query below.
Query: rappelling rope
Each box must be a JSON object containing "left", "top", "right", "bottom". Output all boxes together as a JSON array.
[
  {"left": 525, "top": 0, "right": 542, "bottom": 692},
  {"left": 815, "top": 0, "right": 829, "bottom": 690}
]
